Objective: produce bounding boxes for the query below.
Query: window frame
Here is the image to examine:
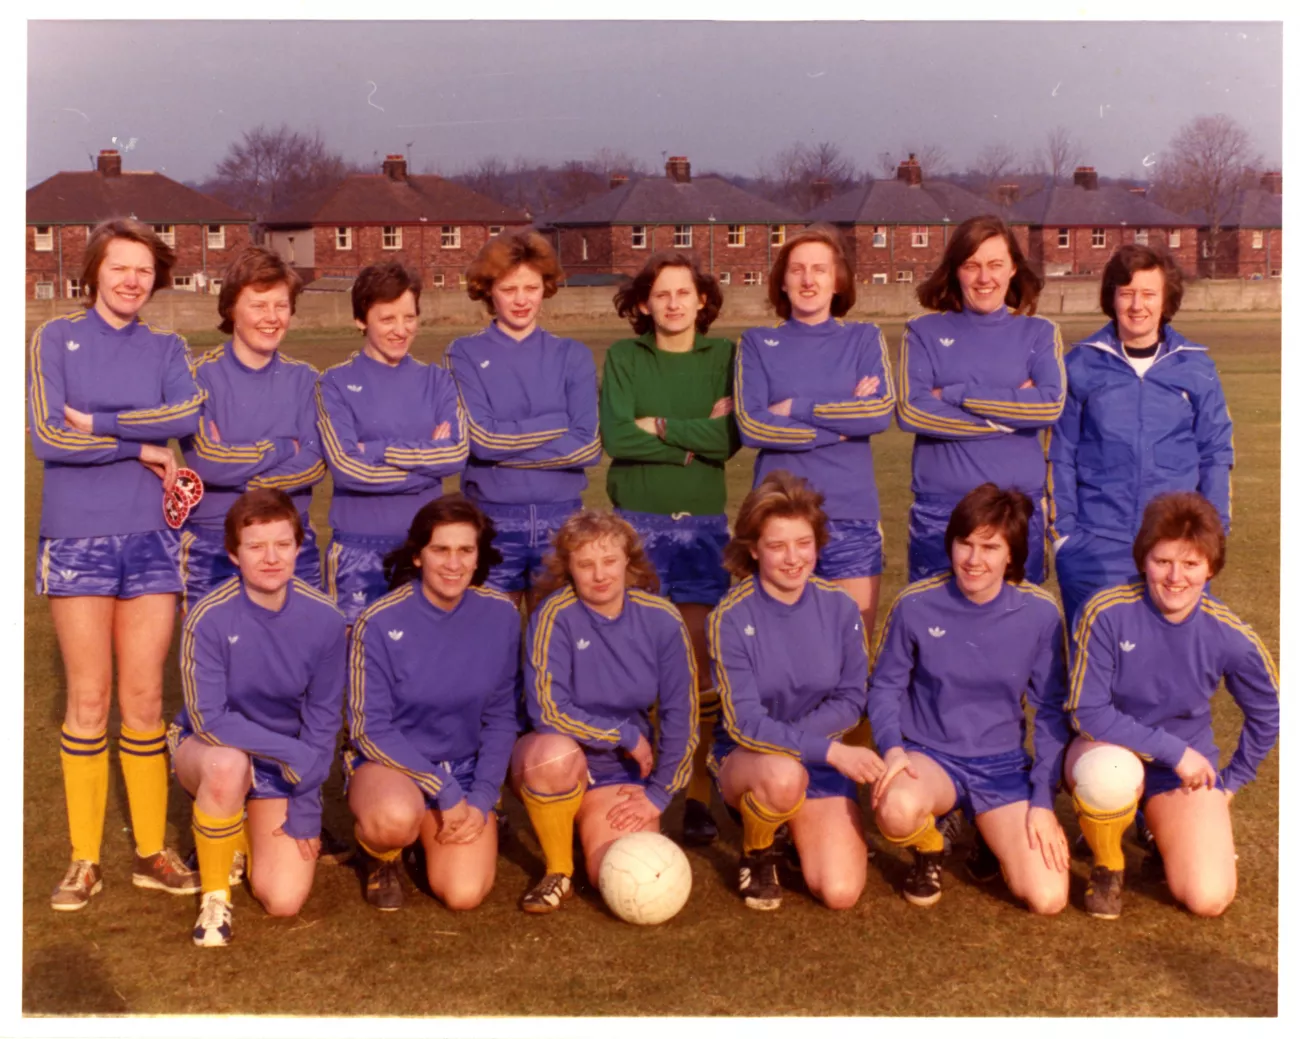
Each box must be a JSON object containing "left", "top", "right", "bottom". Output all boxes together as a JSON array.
[
  {"left": 673, "top": 225, "right": 692, "bottom": 248},
  {"left": 727, "top": 224, "right": 745, "bottom": 247},
  {"left": 770, "top": 225, "right": 786, "bottom": 246},
  {"left": 206, "top": 224, "right": 226, "bottom": 249},
  {"left": 1057, "top": 228, "right": 1070, "bottom": 248},
  {"left": 172, "top": 275, "right": 195, "bottom": 291},
  {"left": 336, "top": 226, "right": 353, "bottom": 251},
  {"left": 35, "top": 281, "right": 54, "bottom": 300},
  {"left": 440, "top": 225, "right": 462, "bottom": 249},
  {"left": 910, "top": 227, "right": 929, "bottom": 248},
  {"left": 33, "top": 226, "right": 54, "bottom": 252},
  {"left": 716, "top": 271, "right": 731, "bottom": 285},
  {"left": 1252, "top": 230, "right": 1264, "bottom": 250},
  {"left": 742, "top": 271, "right": 762, "bottom": 286},
  {"left": 630, "top": 225, "right": 647, "bottom": 249},
  {"left": 382, "top": 226, "right": 403, "bottom": 250},
  {"left": 1134, "top": 228, "right": 1149, "bottom": 246},
  {"left": 432, "top": 273, "right": 446, "bottom": 288},
  {"left": 871, "top": 226, "right": 887, "bottom": 248},
  {"left": 895, "top": 269, "right": 914, "bottom": 284},
  {"left": 1091, "top": 228, "right": 1106, "bottom": 249},
  {"left": 871, "top": 272, "right": 888, "bottom": 285},
  {"left": 153, "top": 224, "right": 176, "bottom": 247},
  {"left": 1168, "top": 230, "right": 1182, "bottom": 248}
]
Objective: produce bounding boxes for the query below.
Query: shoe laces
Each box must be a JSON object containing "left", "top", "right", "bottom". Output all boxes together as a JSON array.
[
  {"left": 60, "top": 860, "right": 95, "bottom": 889},
  {"left": 198, "top": 891, "right": 232, "bottom": 926},
  {"left": 533, "top": 873, "right": 570, "bottom": 905}
]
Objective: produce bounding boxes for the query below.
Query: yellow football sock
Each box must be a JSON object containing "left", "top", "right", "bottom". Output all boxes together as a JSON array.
[
  {"left": 686, "top": 690, "right": 720, "bottom": 803},
  {"left": 885, "top": 814, "right": 946, "bottom": 854},
  {"left": 118, "top": 723, "right": 169, "bottom": 856},
  {"left": 61, "top": 726, "right": 108, "bottom": 863},
  {"left": 192, "top": 803, "right": 243, "bottom": 899},
  {"left": 355, "top": 827, "right": 402, "bottom": 863},
  {"left": 1074, "top": 792, "right": 1137, "bottom": 872},
  {"left": 740, "top": 790, "right": 805, "bottom": 853},
  {"left": 520, "top": 783, "right": 583, "bottom": 877}
]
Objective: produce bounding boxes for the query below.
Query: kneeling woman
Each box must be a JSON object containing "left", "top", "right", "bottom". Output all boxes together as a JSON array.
[
  {"left": 172, "top": 489, "right": 348, "bottom": 947},
  {"left": 867, "top": 483, "right": 1071, "bottom": 914},
  {"left": 345, "top": 495, "right": 521, "bottom": 912},
  {"left": 709, "top": 471, "right": 883, "bottom": 912},
  {"left": 1066, "top": 491, "right": 1278, "bottom": 920},
  {"left": 511, "top": 511, "right": 698, "bottom": 913}
]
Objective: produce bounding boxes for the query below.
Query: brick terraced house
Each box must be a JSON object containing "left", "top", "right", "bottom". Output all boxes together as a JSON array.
[
  {"left": 262, "top": 154, "right": 530, "bottom": 289},
  {"left": 1192, "top": 171, "right": 1282, "bottom": 279},
  {"left": 25, "top": 149, "right": 254, "bottom": 300}
]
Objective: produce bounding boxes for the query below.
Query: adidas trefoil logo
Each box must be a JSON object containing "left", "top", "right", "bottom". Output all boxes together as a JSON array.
[
  {"left": 346, "top": 384, "right": 363, "bottom": 393},
  {"left": 1120, "top": 640, "right": 1136, "bottom": 652},
  {"left": 939, "top": 338, "right": 955, "bottom": 347},
  {"left": 576, "top": 638, "right": 591, "bottom": 650},
  {"left": 480, "top": 359, "right": 491, "bottom": 368},
  {"left": 387, "top": 630, "right": 404, "bottom": 641},
  {"left": 66, "top": 340, "right": 81, "bottom": 352},
  {"left": 352, "top": 591, "right": 366, "bottom": 602},
  {"left": 227, "top": 635, "right": 239, "bottom": 645},
  {"left": 743, "top": 624, "right": 756, "bottom": 637},
  {"left": 59, "top": 569, "right": 76, "bottom": 581},
  {"left": 763, "top": 338, "right": 779, "bottom": 347},
  {"left": 928, "top": 626, "right": 947, "bottom": 638}
]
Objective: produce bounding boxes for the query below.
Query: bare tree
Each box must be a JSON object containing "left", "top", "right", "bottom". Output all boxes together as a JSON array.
[
  {"left": 587, "top": 147, "right": 649, "bottom": 178},
  {"left": 459, "top": 155, "right": 510, "bottom": 203},
  {"left": 1032, "top": 126, "right": 1082, "bottom": 185},
  {"left": 876, "top": 143, "right": 950, "bottom": 179},
  {"left": 210, "top": 124, "right": 353, "bottom": 221},
  {"left": 1156, "top": 113, "right": 1261, "bottom": 277},
  {"left": 968, "top": 141, "right": 1020, "bottom": 198},
  {"left": 756, "top": 141, "right": 857, "bottom": 210}
]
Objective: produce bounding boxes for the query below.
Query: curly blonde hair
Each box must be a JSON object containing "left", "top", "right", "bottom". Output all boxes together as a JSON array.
[{"left": 533, "top": 510, "right": 660, "bottom": 602}]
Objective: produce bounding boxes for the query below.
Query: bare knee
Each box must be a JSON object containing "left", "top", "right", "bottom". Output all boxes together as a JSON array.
[
  {"left": 1019, "top": 879, "right": 1069, "bottom": 916},
  {"left": 64, "top": 690, "right": 111, "bottom": 734},
  {"left": 437, "top": 877, "right": 492, "bottom": 912},
  {"left": 257, "top": 884, "right": 309, "bottom": 918},
  {"left": 517, "top": 735, "right": 584, "bottom": 793},
  {"left": 356, "top": 800, "right": 422, "bottom": 850},
  {"left": 1177, "top": 878, "right": 1236, "bottom": 918},
  {"left": 197, "top": 749, "right": 252, "bottom": 811},
  {"left": 813, "top": 873, "right": 865, "bottom": 911},
  {"left": 874, "top": 789, "right": 925, "bottom": 840},
  {"left": 754, "top": 759, "right": 808, "bottom": 813}
]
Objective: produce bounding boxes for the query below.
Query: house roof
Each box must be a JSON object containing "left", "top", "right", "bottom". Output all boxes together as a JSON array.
[
  {"left": 806, "top": 178, "right": 1004, "bottom": 225},
  {"left": 547, "top": 176, "right": 801, "bottom": 226},
  {"left": 26, "top": 170, "right": 252, "bottom": 225},
  {"left": 264, "top": 174, "right": 529, "bottom": 227},
  {"left": 1010, "top": 183, "right": 1187, "bottom": 228},
  {"left": 1187, "top": 188, "right": 1282, "bottom": 229}
]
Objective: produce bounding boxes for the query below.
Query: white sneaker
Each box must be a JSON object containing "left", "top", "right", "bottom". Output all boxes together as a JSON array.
[{"left": 192, "top": 891, "right": 233, "bottom": 948}]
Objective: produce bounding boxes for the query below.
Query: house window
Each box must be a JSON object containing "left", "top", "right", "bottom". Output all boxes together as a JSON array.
[
  {"left": 911, "top": 228, "right": 929, "bottom": 248},
  {"left": 33, "top": 226, "right": 53, "bottom": 252},
  {"left": 673, "top": 225, "right": 692, "bottom": 248},
  {"left": 770, "top": 225, "right": 786, "bottom": 246},
  {"left": 716, "top": 271, "right": 731, "bottom": 285},
  {"left": 35, "top": 281, "right": 54, "bottom": 300},
  {"left": 336, "top": 227, "right": 353, "bottom": 250},
  {"left": 631, "top": 226, "right": 647, "bottom": 249},
  {"left": 208, "top": 278, "right": 223, "bottom": 295},
  {"left": 872, "top": 226, "right": 887, "bottom": 248},
  {"left": 896, "top": 270, "right": 914, "bottom": 283},
  {"left": 440, "top": 226, "right": 461, "bottom": 249},
  {"left": 743, "top": 272, "right": 762, "bottom": 286},
  {"left": 1169, "top": 230, "right": 1181, "bottom": 248},
  {"left": 581, "top": 237, "right": 588, "bottom": 261},
  {"left": 727, "top": 225, "right": 745, "bottom": 247},
  {"left": 1091, "top": 228, "right": 1106, "bottom": 248},
  {"left": 458, "top": 274, "right": 468, "bottom": 288},
  {"left": 1252, "top": 230, "right": 1264, "bottom": 249},
  {"left": 871, "top": 273, "right": 888, "bottom": 285},
  {"left": 432, "top": 273, "right": 446, "bottom": 288},
  {"left": 66, "top": 279, "right": 82, "bottom": 299},
  {"left": 172, "top": 275, "right": 194, "bottom": 291},
  {"left": 153, "top": 224, "right": 175, "bottom": 246},
  {"left": 488, "top": 225, "right": 503, "bottom": 237},
  {"left": 1057, "top": 229, "right": 1070, "bottom": 248},
  {"left": 1134, "top": 228, "right": 1149, "bottom": 246},
  {"left": 382, "top": 226, "right": 402, "bottom": 250},
  {"left": 206, "top": 225, "right": 226, "bottom": 249}
]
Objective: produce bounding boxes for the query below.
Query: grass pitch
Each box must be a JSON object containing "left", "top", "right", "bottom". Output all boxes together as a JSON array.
[{"left": 22, "top": 316, "right": 1279, "bottom": 1017}]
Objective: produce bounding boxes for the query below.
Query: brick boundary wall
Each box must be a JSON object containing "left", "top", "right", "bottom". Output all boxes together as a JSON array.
[{"left": 26, "top": 279, "right": 1282, "bottom": 333}]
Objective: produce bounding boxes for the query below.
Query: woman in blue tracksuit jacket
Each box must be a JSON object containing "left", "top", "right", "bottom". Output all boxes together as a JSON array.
[{"left": 1047, "top": 245, "right": 1233, "bottom": 628}]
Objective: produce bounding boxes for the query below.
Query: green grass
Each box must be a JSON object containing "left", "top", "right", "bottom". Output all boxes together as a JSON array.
[{"left": 22, "top": 317, "right": 1279, "bottom": 1017}]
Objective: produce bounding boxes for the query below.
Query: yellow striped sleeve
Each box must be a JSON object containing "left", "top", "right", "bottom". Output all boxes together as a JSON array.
[
  {"left": 895, "top": 325, "right": 1001, "bottom": 436},
  {"left": 1065, "top": 583, "right": 1145, "bottom": 712},
  {"left": 530, "top": 590, "right": 622, "bottom": 744},
  {"left": 732, "top": 349, "right": 817, "bottom": 444},
  {"left": 1199, "top": 600, "right": 1279, "bottom": 692},
  {"left": 314, "top": 381, "right": 410, "bottom": 484},
  {"left": 28, "top": 319, "right": 119, "bottom": 450},
  {"left": 629, "top": 590, "right": 700, "bottom": 796}
]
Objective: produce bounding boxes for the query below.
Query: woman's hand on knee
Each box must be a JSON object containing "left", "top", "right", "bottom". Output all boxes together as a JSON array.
[
  {"left": 826, "top": 742, "right": 885, "bottom": 785},
  {"left": 870, "top": 747, "right": 917, "bottom": 810},
  {"left": 605, "top": 786, "right": 661, "bottom": 833},
  {"left": 1174, "top": 746, "right": 1217, "bottom": 792},
  {"left": 1025, "top": 806, "right": 1071, "bottom": 873},
  {"left": 437, "top": 802, "right": 486, "bottom": 845}
]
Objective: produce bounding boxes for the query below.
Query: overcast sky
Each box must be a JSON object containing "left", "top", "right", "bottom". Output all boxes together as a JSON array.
[{"left": 25, "top": 20, "right": 1284, "bottom": 188}]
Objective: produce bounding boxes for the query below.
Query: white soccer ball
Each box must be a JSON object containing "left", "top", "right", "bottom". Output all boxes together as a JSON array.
[
  {"left": 597, "top": 832, "right": 692, "bottom": 925},
  {"left": 1072, "top": 743, "right": 1145, "bottom": 811}
]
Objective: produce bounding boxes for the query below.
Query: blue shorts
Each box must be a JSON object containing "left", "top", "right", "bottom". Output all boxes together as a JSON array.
[
  {"left": 816, "top": 518, "right": 885, "bottom": 581},
  {"left": 709, "top": 742, "right": 859, "bottom": 801},
  {"left": 907, "top": 494, "right": 1046, "bottom": 585},
  {"left": 343, "top": 748, "right": 480, "bottom": 811},
  {"left": 167, "top": 719, "right": 295, "bottom": 800},
  {"left": 584, "top": 747, "right": 645, "bottom": 791},
  {"left": 902, "top": 739, "right": 1032, "bottom": 818},
  {"left": 323, "top": 532, "right": 405, "bottom": 625},
  {"left": 477, "top": 500, "right": 580, "bottom": 594},
  {"left": 180, "top": 522, "right": 321, "bottom": 614},
  {"left": 617, "top": 509, "right": 730, "bottom": 606},
  {"left": 1141, "top": 759, "right": 1225, "bottom": 804},
  {"left": 36, "top": 530, "right": 182, "bottom": 599},
  {"left": 1054, "top": 529, "right": 1139, "bottom": 631}
]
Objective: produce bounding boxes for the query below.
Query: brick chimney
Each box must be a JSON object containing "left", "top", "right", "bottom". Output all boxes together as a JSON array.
[
  {"left": 1128, "top": 186, "right": 1148, "bottom": 198},
  {"left": 996, "top": 183, "right": 1020, "bottom": 205},
  {"left": 610, "top": 173, "right": 628, "bottom": 190},
  {"left": 1261, "top": 171, "right": 1282, "bottom": 195},
  {"left": 897, "top": 153, "right": 922, "bottom": 186},
  {"left": 665, "top": 156, "right": 691, "bottom": 183},
  {"left": 97, "top": 149, "right": 122, "bottom": 177},
  {"left": 810, "top": 178, "right": 834, "bottom": 206},
  {"left": 382, "top": 154, "right": 408, "bottom": 180},
  {"left": 1073, "top": 166, "right": 1099, "bottom": 191}
]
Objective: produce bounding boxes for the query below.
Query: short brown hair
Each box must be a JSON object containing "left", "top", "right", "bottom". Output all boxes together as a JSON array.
[
  {"left": 217, "top": 246, "right": 303, "bottom": 335},
  {"left": 224, "top": 488, "right": 303, "bottom": 556},
  {"left": 1100, "top": 244, "right": 1184, "bottom": 327},
  {"left": 1132, "top": 492, "right": 1225, "bottom": 578},
  {"left": 916, "top": 214, "right": 1042, "bottom": 315},
  {"left": 723, "top": 470, "right": 830, "bottom": 578},
  {"left": 533, "top": 510, "right": 660, "bottom": 601},
  {"left": 767, "top": 223, "right": 856, "bottom": 320},
  {"left": 382, "top": 493, "right": 502, "bottom": 590},
  {"left": 465, "top": 231, "right": 563, "bottom": 314},
  {"left": 943, "top": 483, "right": 1034, "bottom": 584},
  {"left": 613, "top": 251, "right": 724, "bottom": 335},
  {"left": 352, "top": 261, "right": 422, "bottom": 324},
  {"left": 81, "top": 219, "right": 175, "bottom": 308}
]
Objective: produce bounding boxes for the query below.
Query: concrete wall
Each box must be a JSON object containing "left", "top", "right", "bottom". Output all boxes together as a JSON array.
[{"left": 26, "top": 277, "right": 1282, "bottom": 333}]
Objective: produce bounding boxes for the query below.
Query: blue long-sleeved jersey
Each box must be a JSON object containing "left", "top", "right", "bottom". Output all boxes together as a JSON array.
[
  {"left": 525, "top": 587, "right": 698, "bottom": 812},
  {"left": 896, "top": 307, "right": 1065, "bottom": 500},
  {"left": 709, "top": 575, "right": 868, "bottom": 765},
  {"left": 734, "top": 318, "right": 894, "bottom": 520},
  {"left": 867, "top": 574, "right": 1070, "bottom": 809},
  {"left": 177, "top": 577, "right": 347, "bottom": 838},
  {"left": 346, "top": 582, "right": 521, "bottom": 817},
  {"left": 182, "top": 343, "right": 325, "bottom": 528},
  {"left": 1046, "top": 323, "right": 1233, "bottom": 543},
  {"left": 1066, "top": 583, "right": 1278, "bottom": 793},
  {"left": 316, "top": 351, "right": 467, "bottom": 538},
  {"left": 28, "top": 308, "right": 205, "bottom": 538},
  {"left": 446, "top": 324, "right": 601, "bottom": 505}
]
